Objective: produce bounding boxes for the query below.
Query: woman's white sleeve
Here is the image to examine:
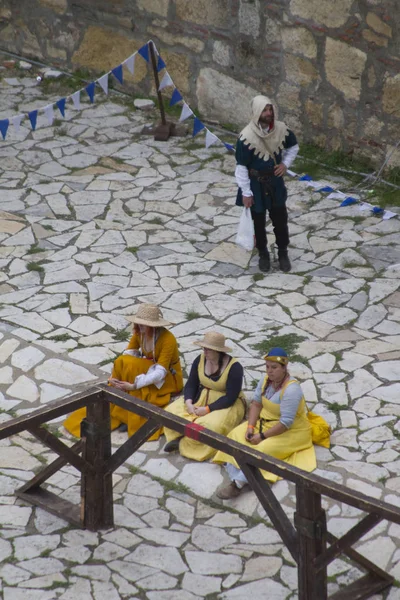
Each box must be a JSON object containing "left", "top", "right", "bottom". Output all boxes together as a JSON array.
[
  {"left": 235, "top": 164, "right": 253, "bottom": 197},
  {"left": 282, "top": 144, "right": 299, "bottom": 169},
  {"left": 123, "top": 349, "right": 141, "bottom": 357},
  {"left": 134, "top": 364, "right": 167, "bottom": 390}
]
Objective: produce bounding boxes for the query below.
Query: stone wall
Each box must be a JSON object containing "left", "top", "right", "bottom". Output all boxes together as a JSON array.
[{"left": 1, "top": 0, "right": 399, "bottom": 166}]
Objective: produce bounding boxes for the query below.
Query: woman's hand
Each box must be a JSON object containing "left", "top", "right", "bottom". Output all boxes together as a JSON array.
[
  {"left": 248, "top": 433, "right": 263, "bottom": 445},
  {"left": 193, "top": 406, "right": 209, "bottom": 417},
  {"left": 245, "top": 427, "right": 255, "bottom": 442},
  {"left": 185, "top": 400, "right": 195, "bottom": 415},
  {"left": 109, "top": 379, "right": 135, "bottom": 392}
]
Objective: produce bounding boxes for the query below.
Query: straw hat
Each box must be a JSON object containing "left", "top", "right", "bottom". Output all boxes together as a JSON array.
[
  {"left": 126, "top": 304, "right": 171, "bottom": 327},
  {"left": 193, "top": 331, "right": 232, "bottom": 353}
]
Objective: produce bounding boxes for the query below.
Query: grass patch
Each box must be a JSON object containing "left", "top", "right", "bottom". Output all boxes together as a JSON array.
[
  {"left": 114, "top": 329, "right": 131, "bottom": 342},
  {"left": 185, "top": 311, "right": 201, "bottom": 321},
  {"left": 27, "top": 262, "right": 44, "bottom": 272},
  {"left": 26, "top": 245, "right": 45, "bottom": 254},
  {"left": 148, "top": 216, "right": 164, "bottom": 225},
  {"left": 252, "top": 273, "right": 264, "bottom": 283},
  {"left": 98, "top": 358, "right": 115, "bottom": 367},
  {"left": 251, "top": 333, "right": 306, "bottom": 357},
  {"left": 127, "top": 247, "right": 138, "bottom": 254},
  {"left": 342, "top": 261, "right": 363, "bottom": 269},
  {"left": 50, "top": 333, "right": 72, "bottom": 342},
  {"left": 328, "top": 402, "right": 345, "bottom": 414}
]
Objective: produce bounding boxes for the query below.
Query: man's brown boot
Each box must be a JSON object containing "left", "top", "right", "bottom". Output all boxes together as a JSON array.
[{"left": 216, "top": 481, "right": 242, "bottom": 500}]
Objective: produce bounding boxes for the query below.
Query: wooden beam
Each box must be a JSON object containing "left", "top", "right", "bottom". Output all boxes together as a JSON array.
[
  {"left": 16, "top": 488, "right": 82, "bottom": 528},
  {"left": 0, "top": 388, "right": 103, "bottom": 440},
  {"left": 105, "top": 419, "right": 161, "bottom": 475},
  {"left": 238, "top": 460, "right": 298, "bottom": 562},
  {"left": 103, "top": 386, "right": 400, "bottom": 526},
  {"left": 81, "top": 400, "right": 114, "bottom": 530},
  {"left": 314, "top": 513, "right": 382, "bottom": 572},
  {"left": 28, "top": 427, "right": 94, "bottom": 475},
  {"left": 328, "top": 573, "right": 393, "bottom": 600},
  {"left": 296, "top": 484, "right": 327, "bottom": 600},
  {"left": 17, "top": 440, "right": 83, "bottom": 493}
]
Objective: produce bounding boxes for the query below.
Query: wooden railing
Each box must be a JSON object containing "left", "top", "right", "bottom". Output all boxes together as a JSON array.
[{"left": 0, "top": 384, "right": 398, "bottom": 600}]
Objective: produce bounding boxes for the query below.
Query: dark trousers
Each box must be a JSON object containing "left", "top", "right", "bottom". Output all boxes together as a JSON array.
[{"left": 252, "top": 206, "right": 289, "bottom": 253}]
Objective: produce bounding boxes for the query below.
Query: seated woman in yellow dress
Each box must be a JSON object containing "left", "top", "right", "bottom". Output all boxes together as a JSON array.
[
  {"left": 163, "top": 331, "right": 246, "bottom": 461},
  {"left": 64, "top": 304, "right": 183, "bottom": 440},
  {"left": 214, "top": 347, "right": 316, "bottom": 499}
]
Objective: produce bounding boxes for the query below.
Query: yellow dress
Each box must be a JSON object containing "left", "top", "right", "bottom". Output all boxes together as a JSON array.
[
  {"left": 164, "top": 354, "right": 246, "bottom": 461},
  {"left": 213, "top": 376, "right": 316, "bottom": 482},
  {"left": 64, "top": 328, "right": 183, "bottom": 440}
]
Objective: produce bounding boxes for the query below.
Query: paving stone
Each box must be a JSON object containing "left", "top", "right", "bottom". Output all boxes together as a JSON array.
[{"left": 185, "top": 550, "right": 242, "bottom": 575}]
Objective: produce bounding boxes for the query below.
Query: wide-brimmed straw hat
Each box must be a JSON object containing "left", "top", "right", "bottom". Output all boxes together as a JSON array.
[
  {"left": 193, "top": 331, "right": 232, "bottom": 353},
  {"left": 263, "top": 347, "right": 289, "bottom": 365},
  {"left": 126, "top": 304, "right": 171, "bottom": 327}
]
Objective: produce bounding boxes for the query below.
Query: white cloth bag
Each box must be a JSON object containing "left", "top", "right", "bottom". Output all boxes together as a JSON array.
[{"left": 235, "top": 207, "right": 254, "bottom": 251}]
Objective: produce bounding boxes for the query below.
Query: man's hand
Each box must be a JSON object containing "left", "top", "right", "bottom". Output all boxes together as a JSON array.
[
  {"left": 243, "top": 195, "right": 254, "bottom": 208},
  {"left": 274, "top": 163, "right": 287, "bottom": 177},
  {"left": 249, "top": 433, "right": 263, "bottom": 445}
]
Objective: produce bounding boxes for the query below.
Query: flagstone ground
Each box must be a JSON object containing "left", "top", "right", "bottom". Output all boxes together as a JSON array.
[{"left": 0, "top": 67, "right": 400, "bottom": 599}]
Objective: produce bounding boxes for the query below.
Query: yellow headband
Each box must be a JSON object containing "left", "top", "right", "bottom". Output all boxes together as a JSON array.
[{"left": 263, "top": 355, "right": 289, "bottom": 365}]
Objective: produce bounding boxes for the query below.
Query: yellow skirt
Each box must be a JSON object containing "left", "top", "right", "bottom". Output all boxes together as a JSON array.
[
  {"left": 164, "top": 396, "right": 245, "bottom": 462},
  {"left": 64, "top": 355, "right": 172, "bottom": 440},
  {"left": 213, "top": 419, "right": 316, "bottom": 482}
]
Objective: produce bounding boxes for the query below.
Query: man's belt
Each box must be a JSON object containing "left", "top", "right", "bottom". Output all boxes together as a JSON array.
[{"left": 249, "top": 168, "right": 275, "bottom": 182}]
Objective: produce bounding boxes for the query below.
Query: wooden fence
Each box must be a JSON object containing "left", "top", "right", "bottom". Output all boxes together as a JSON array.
[{"left": 0, "top": 384, "right": 398, "bottom": 600}]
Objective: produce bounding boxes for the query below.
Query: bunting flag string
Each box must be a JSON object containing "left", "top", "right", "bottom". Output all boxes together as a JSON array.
[
  {"left": 170, "top": 88, "right": 183, "bottom": 106},
  {"left": 56, "top": 98, "right": 66, "bottom": 118},
  {"left": 112, "top": 65, "right": 123, "bottom": 85},
  {"left": 0, "top": 119, "right": 9, "bottom": 140},
  {"left": 0, "top": 38, "right": 395, "bottom": 221},
  {"left": 123, "top": 54, "right": 135, "bottom": 75},
  {"left": 159, "top": 72, "right": 174, "bottom": 91},
  {"left": 44, "top": 104, "right": 54, "bottom": 126}
]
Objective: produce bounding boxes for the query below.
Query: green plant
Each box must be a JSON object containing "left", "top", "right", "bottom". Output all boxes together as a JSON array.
[
  {"left": 42, "top": 224, "right": 55, "bottom": 231},
  {"left": 148, "top": 216, "right": 163, "bottom": 225},
  {"left": 252, "top": 273, "right": 264, "bottom": 282},
  {"left": 50, "top": 333, "right": 71, "bottom": 342},
  {"left": 251, "top": 333, "right": 306, "bottom": 357},
  {"left": 114, "top": 329, "right": 131, "bottom": 342},
  {"left": 328, "top": 402, "right": 345, "bottom": 414},
  {"left": 127, "top": 247, "right": 138, "bottom": 254},
  {"left": 27, "top": 262, "right": 44, "bottom": 272},
  {"left": 27, "top": 245, "right": 45, "bottom": 254},
  {"left": 185, "top": 311, "right": 201, "bottom": 320}
]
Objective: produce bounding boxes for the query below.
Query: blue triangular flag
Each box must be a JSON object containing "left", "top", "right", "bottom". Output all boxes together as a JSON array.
[
  {"left": 340, "top": 197, "right": 357, "bottom": 207},
  {"left": 28, "top": 110, "right": 38, "bottom": 131},
  {"left": 224, "top": 142, "right": 235, "bottom": 152},
  {"left": 0, "top": 119, "right": 9, "bottom": 140},
  {"left": 372, "top": 206, "right": 384, "bottom": 214},
  {"left": 138, "top": 43, "right": 149, "bottom": 62},
  {"left": 170, "top": 88, "right": 183, "bottom": 106},
  {"left": 157, "top": 55, "right": 166, "bottom": 72},
  {"left": 299, "top": 174, "right": 313, "bottom": 181},
  {"left": 56, "top": 98, "right": 66, "bottom": 117},
  {"left": 85, "top": 82, "right": 95, "bottom": 103},
  {"left": 112, "top": 65, "right": 123, "bottom": 84},
  {"left": 193, "top": 117, "right": 205, "bottom": 137},
  {"left": 317, "top": 186, "right": 334, "bottom": 193}
]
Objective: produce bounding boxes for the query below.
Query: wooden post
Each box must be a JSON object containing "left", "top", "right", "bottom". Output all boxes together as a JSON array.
[
  {"left": 80, "top": 400, "right": 114, "bottom": 530},
  {"left": 295, "top": 484, "right": 327, "bottom": 600},
  {"left": 148, "top": 41, "right": 172, "bottom": 141}
]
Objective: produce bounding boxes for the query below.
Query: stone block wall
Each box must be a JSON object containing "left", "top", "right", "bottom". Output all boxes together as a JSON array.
[{"left": 0, "top": 0, "right": 399, "bottom": 166}]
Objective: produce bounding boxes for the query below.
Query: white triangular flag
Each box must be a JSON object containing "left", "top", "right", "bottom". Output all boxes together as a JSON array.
[
  {"left": 11, "top": 114, "right": 23, "bottom": 133},
  {"left": 159, "top": 71, "right": 173, "bottom": 91},
  {"left": 124, "top": 54, "right": 135, "bottom": 75},
  {"left": 71, "top": 90, "right": 81, "bottom": 110},
  {"left": 359, "top": 202, "right": 373, "bottom": 211},
  {"left": 205, "top": 129, "right": 219, "bottom": 148},
  {"left": 287, "top": 169, "right": 297, "bottom": 177},
  {"left": 43, "top": 104, "right": 54, "bottom": 126},
  {"left": 327, "top": 191, "right": 347, "bottom": 200},
  {"left": 179, "top": 103, "right": 193, "bottom": 122},
  {"left": 98, "top": 73, "right": 109, "bottom": 95},
  {"left": 383, "top": 210, "right": 397, "bottom": 220}
]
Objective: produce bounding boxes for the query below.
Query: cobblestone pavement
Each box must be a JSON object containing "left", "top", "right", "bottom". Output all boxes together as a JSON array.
[{"left": 0, "top": 69, "right": 400, "bottom": 599}]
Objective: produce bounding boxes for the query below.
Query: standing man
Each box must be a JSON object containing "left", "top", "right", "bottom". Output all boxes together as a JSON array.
[{"left": 235, "top": 95, "right": 299, "bottom": 272}]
